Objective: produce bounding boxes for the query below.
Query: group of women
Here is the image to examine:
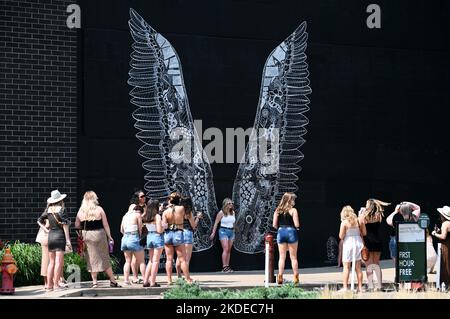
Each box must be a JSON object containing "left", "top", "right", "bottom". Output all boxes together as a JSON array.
[
  {"left": 37, "top": 190, "right": 119, "bottom": 291},
  {"left": 36, "top": 189, "right": 302, "bottom": 289},
  {"left": 338, "top": 198, "right": 450, "bottom": 291}
]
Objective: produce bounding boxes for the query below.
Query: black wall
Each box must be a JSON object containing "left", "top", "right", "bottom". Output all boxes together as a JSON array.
[
  {"left": 1, "top": 0, "right": 78, "bottom": 243},
  {"left": 81, "top": 0, "right": 449, "bottom": 269}
]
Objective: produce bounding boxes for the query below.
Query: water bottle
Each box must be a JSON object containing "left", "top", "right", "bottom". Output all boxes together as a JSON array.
[
  {"left": 109, "top": 240, "right": 114, "bottom": 253},
  {"left": 441, "top": 282, "right": 446, "bottom": 292}
]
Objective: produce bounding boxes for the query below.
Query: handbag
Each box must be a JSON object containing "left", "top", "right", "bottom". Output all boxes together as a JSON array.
[
  {"left": 35, "top": 227, "right": 48, "bottom": 245},
  {"left": 361, "top": 244, "right": 370, "bottom": 262},
  {"left": 139, "top": 224, "right": 148, "bottom": 247},
  {"left": 76, "top": 220, "right": 87, "bottom": 257},
  {"left": 358, "top": 221, "right": 369, "bottom": 261}
]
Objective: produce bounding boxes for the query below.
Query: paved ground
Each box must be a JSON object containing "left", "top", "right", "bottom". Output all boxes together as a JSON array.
[{"left": 1, "top": 260, "right": 444, "bottom": 299}]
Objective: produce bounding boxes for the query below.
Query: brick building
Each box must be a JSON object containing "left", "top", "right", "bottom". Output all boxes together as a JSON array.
[{"left": 0, "top": 0, "right": 78, "bottom": 242}]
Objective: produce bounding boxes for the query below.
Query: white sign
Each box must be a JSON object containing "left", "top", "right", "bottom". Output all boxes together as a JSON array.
[{"left": 398, "top": 223, "right": 425, "bottom": 243}]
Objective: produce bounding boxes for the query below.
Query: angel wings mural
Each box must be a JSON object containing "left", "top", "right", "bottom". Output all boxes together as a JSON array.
[{"left": 128, "top": 8, "right": 311, "bottom": 253}]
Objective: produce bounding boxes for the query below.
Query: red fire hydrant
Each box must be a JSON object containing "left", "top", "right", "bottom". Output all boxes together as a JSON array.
[
  {"left": 264, "top": 233, "right": 275, "bottom": 284},
  {"left": 0, "top": 248, "right": 18, "bottom": 295}
]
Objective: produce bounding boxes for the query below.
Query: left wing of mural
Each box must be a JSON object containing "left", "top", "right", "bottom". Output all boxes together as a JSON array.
[{"left": 128, "top": 8, "right": 217, "bottom": 251}]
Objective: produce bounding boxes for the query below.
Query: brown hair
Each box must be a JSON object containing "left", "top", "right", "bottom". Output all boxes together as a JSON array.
[
  {"left": 276, "top": 193, "right": 297, "bottom": 215},
  {"left": 364, "top": 198, "right": 390, "bottom": 222},
  {"left": 168, "top": 192, "right": 181, "bottom": 205}
]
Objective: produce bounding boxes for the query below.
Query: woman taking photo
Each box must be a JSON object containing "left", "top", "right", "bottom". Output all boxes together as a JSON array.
[
  {"left": 37, "top": 190, "right": 71, "bottom": 291},
  {"left": 75, "top": 191, "right": 120, "bottom": 288},
  {"left": 272, "top": 192, "right": 300, "bottom": 285},
  {"left": 210, "top": 198, "right": 236, "bottom": 273}
]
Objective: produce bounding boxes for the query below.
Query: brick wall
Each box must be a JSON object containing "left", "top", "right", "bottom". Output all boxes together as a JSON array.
[{"left": 0, "top": 0, "right": 78, "bottom": 243}]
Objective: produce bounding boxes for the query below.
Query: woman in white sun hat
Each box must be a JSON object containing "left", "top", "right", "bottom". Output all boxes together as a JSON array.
[
  {"left": 37, "top": 190, "right": 71, "bottom": 291},
  {"left": 432, "top": 205, "right": 450, "bottom": 286}
]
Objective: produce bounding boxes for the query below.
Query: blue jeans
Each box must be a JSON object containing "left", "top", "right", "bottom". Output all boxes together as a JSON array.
[
  {"left": 389, "top": 236, "right": 397, "bottom": 259},
  {"left": 164, "top": 230, "right": 184, "bottom": 246},
  {"left": 146, "top": 232, "right": 164, "bottom": 249},
  {"left": 277, "top": 227, "right": 298, "bottom": 244},
  {"left": 183, "top": 229, "right": 193, "bottom": 244},
  {"left": 219, "top": 227, "right": 234, "bottom": 240},
  {"left": 121, "top": 232, "right": 143, "bottom": 252}
]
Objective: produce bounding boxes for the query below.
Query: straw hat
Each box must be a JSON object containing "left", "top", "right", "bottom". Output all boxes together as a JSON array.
[
  {"left": 437, "top": 206, "right": 450, "bottom": 221},
  {"left": 47, "top": 190, "right": 67, "bottom": 204}
]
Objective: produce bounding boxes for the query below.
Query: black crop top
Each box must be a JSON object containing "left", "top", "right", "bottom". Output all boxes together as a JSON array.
[{"left": 81, "top": 220, "right": 103, "bottom": 230}]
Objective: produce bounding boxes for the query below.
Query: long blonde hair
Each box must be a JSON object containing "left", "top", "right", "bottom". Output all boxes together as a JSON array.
[
  {"left": 364, "top": 198, "right": 390, "bottom": 222},
  {"left": 276, "top": 192, "right": 297, "bottom": 215},
  {"left": 221, "top": 198, "right": 234, "bottom": 216},
  {"left": 340, "top": 205, "right": 358, "bottom": 227},
  {"left": 80, "top": 191, "right": 99, "bottom": 221}
]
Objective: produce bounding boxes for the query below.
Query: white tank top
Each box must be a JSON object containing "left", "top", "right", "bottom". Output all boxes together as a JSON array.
[
  {"left": 220, "top": 214, "right": 235, "bottom": 228},
  {"left": 145, "top": 223, "right": 157, "bottom": 232},
  {"left": 345, "top": 227, "right": 360, "bottom": 237},
  {"left": 124, "top": 223, "right": 138, "bottom": 233},
  {"left": 123, "top": 212, "right": 138, "bottom": 233}
]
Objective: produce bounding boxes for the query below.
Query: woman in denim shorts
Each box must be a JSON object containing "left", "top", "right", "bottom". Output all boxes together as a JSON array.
[
  {"left": 210, "top": 198, "right": 236, "bottom": 272},
  {"left": 175, "top": 197, "right": 203, "bottom": 278},
  {"left": 162, "top": 192, "right": 192, "bottom": 284},
  {"left": 273, "top": 192, "right": 300, "bottom": 285},
  {"left": 142, "top": 199, "right": 164, "bottom": 287},
  {"left": 120, "top": 205, "right": 146, "bottom": 285}
]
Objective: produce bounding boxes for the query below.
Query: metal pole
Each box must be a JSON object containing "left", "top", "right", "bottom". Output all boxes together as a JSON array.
[
  {"left": 265, "top": 240, "right": 269, "bottom": 287},
  {"left": 350, "top": 240, "right": 356, "bottom": 291}
]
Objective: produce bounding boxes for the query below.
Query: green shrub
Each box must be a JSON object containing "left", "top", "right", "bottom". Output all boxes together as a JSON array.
[
  {"left": 0, "top": 241, "right": 120, "bottom": 287},
  {"left": 163, "top": 280, "right": 319, "bottom": 299}
]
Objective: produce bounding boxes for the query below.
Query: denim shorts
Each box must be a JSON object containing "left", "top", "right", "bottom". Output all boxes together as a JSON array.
[
  {"left": 164, "top": 230, "right": 184, "bottom": 246},
  {"left": 277, "top": 227, "right": 298, "bottom": 244},
  {"left": 183, "top": 229, "right": 193, "bottom": 244},
  {"left": 146, "top": 232, "right": 164, "bottom": 249},
  {"left": 121, "top": 233, "right": 143, "bottom": 252},
  {"left": 219, "top": 227, "right": 234, "bottom": 241},
  {"left": 389, "top": 236, "right": 397, "bottom": 259}
]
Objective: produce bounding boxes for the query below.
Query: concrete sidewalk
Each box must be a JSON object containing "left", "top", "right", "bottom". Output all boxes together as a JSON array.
[{"left": 1, "top": 260, "right": 439, "bottom": 298}]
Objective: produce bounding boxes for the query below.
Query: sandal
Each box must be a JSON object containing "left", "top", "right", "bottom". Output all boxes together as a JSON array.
[
  {"left": 91, "top": 283, "right": 98, "bottom": 288},
  {"left": 123, "top": 281, "right": 132, "bottom": 286},
  {"left": 150, "top": 283, "right": 160, "bottom": 287},
  {"left": 132, "top": 279, "right": 143, "bottom": 284},
  {"left": 110, "top": 281, "right": 121, "bottom": 288}
]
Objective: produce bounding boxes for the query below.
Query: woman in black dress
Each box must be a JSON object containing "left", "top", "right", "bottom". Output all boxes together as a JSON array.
[
  {"left": 432, "top": 206, "right": 450, "bottom": 287},
  {"left": 37, "top": 190, "right": 71, "bottom": 291},
  {"left": 358, "top": 198, "right": 390, "bottom": 289}
]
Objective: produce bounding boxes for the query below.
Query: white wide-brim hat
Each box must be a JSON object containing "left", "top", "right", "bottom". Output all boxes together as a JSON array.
[
  {"left": 47, "top": 190, "right": 67, "bottom": 204},
  {"left": 437, "top": 206, "right": 450, "bottom": 221}
]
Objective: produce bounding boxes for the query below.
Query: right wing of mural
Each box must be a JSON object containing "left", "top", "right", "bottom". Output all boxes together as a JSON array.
[
  {"left": 128, "top": 8, "right": 217, "bottom": 251},
  {"left": 232, "top": 22, "right": 311, "bottom": 253}
]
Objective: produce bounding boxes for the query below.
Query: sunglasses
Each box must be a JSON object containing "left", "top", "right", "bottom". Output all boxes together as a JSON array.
[{"left": 139, "top": 195, "right": 146, "bottom": 198}]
